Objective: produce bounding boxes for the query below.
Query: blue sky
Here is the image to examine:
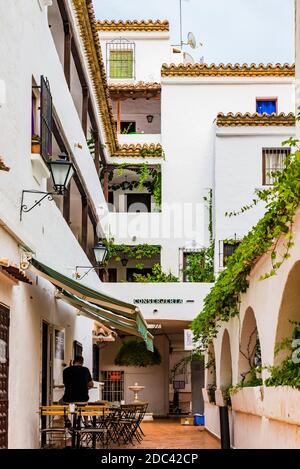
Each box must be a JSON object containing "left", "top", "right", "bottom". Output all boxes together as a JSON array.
[{"left": 93, "top": 0, "right": 294, "bottom": 64}]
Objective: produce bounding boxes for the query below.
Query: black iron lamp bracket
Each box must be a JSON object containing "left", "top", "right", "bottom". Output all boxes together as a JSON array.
[
  {"left": 20, "top": 190, "right": 54, "bottom": 221},
  {"left": 75, "top": 265, "right": 102, "bottom": 280}
]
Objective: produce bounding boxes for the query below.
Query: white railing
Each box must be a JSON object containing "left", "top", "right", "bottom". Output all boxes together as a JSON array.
[{"left": 118, "top": 134, "right": 161, "bottom": 145}]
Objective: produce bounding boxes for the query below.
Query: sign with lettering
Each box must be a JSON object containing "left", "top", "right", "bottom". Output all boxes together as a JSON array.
[
  {"left": 134, "top": 298, "right": 183, "bottom": 305},
  {"left": 184, "top": 329, "right": 194, "bottom": 351},
  {"left": 55, "top": 329, "right": 65, "bottom": 360}
]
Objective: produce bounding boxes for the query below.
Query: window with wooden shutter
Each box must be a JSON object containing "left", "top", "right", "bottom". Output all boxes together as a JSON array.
[{"left": 40, "top": 76, "right": 52, "bottom": 161}]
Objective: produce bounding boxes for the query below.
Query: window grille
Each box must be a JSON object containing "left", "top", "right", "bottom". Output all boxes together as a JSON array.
[
  {"left": 40, "top": 76, "right": 52, "bottom": 162},
  {"left": 107, "top": 39, "right": 135, "bottom": 79},
  {"left": 262, "top": 147, "right": 290, "bottom": 185},
  {"left": 102, "top": 371, "right": 124, "bottom": 403}
]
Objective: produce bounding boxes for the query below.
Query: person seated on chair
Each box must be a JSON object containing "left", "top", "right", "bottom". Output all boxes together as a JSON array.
[{"left": 63, "top": 355, "right": 94, "bottom": 426}]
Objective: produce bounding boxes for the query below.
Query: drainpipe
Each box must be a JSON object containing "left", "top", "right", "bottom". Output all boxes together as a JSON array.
[{"left": 219, "top": 406, "right": 231, "bottom": 449}]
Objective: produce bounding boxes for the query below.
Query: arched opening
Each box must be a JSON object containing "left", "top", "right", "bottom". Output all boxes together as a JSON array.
[
  {"left": 238, "top": 307, "right": 261, "bottom": 383},
  {"left": 274, "top": 260, "right": 300, "bottom": 366},
  {"left": 219, "top": 330, "right": 232, "bottom": 387},
  {"left": 206, "top": 342, "right": 216, "bottom": 387}
]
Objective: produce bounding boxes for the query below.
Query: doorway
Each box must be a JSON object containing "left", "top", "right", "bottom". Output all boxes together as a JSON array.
[
  {"left": 127, "top": 193, "right": 151, "bottom": 212},
  {"left": 0, "top": 304, "right": 9, "bottom": 449}
]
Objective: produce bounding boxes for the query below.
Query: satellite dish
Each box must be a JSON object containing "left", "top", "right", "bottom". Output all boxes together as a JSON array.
[{"left": 187, "top": 32, "right": 196, "bottom": 49}]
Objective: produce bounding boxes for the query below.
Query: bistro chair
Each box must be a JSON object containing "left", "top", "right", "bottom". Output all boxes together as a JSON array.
[
  {"left": 40, "top": 406, "right": 71, "bottom": 449},
  {"left": 73, "top": 407, "right": 109, "bottom": 449}
]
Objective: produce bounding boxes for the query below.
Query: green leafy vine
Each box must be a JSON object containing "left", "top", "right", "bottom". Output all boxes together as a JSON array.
[{"left": 192, "top": 137, "right": 300, "bottom": 348}]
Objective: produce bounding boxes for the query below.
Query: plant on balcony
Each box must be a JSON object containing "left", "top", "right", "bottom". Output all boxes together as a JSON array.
[
  {"left": 183, "top": 247, "right": 214, "bottom": 283},
  {"left": 265, "top": 323, "right": 300, "bottom": 389},
  {"left": 121, "top": 122, "right": 133, "bottom": 134},
  {"left": 114, "top": 339, "right": 161, "bottom": 367},
  {"left": 133, "top": 263, "right": 179, "bottom": 283},
  {"left": 106, "top": 163, "right": 162, "bottom": 208},
  {"left": 31, "top": 134, "right": 40, "bottom": 154},
  {"left": 103, "top": 240, "right": 161, "bottom": 264}
]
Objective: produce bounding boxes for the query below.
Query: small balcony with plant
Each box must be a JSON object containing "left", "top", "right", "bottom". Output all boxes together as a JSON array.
[{"left": 103, "top": 163, "right": 162, "bottom": 213}]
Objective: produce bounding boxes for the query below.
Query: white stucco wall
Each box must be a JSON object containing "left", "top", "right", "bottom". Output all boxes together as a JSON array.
[
  {"left": 0, "top": 0, "right": 111, "bottom": 449},
  {"left": 204, "top": 207, "right": 300, "bottom": 448},
  {"left": 214, "top": 125, "right": 295, "bottom": 273}
]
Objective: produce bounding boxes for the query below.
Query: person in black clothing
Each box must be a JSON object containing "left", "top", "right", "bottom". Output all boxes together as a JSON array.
[{"left": 63, "top": 355, "right": 93, "bottom": 403}]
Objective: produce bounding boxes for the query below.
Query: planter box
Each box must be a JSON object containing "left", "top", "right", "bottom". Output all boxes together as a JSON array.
[
  {"left": 231, "top": 386, "right": 263, "bottom": 416},
  {"left": 202, "top": 388, "right": 215, "bottom": 405},
  {"left": 215, "top": 389, "right": 226, "bottom": 407},
  {"left": 31, "top": 153, "right": 50, "bottom": 185},
  {"left": 263, "top": 386, "right": 300, "bottom": 426}
]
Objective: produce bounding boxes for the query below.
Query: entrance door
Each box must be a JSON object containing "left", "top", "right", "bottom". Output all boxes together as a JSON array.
[
  {"left": 191, "top": 359, "right": 205, "bottom": 414},
  {"left": 0, "top": 304, "right": 9, "bottom": 449},
  {"left": 127, "top": 194, "right": 151, "bottom": 212}
]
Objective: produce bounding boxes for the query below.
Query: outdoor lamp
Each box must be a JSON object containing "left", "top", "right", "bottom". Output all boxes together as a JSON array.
[
  {"left": 48, "top": 152, "right": 74, "bottom": 195},
  {"left": 121, "top": 254, "right": 128, "bottom": 267},
  {"left": 123, "top": 175, "right": 130, "bottom": 190},
  {"left": 20, "top": 152, "right": 75, "bottom": 221},
  {"left": 93, "top": 241, "right": 108, "bottom": 265},
  {"left": 146, "top": 114, "right": 154, "bottom": 123},
  {"left": 75, "top": 241, "right": 108, "bottom": 280}
]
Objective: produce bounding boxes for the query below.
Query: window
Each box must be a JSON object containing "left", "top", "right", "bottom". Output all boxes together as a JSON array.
[
  {"left": 73, "top": 340, "right": 83, "bottom": 360},
  {"left": 182, "top": 252, "right": 202, "bottom": 282},
  {"left": 256, "top": 98, "right": 277, "bottom": 115},
  {"left": 262, "top": 148, "right": 290, "bottom": 185},
  {"left": 120, "top": 121, "right": 136, "bottom": 134},
  {"left": 126, "top": 268, "right": 152, "bottom": 282},
  {"left": 102, "top": 371, "right": 124, "bottom": 403},
  {"left": 99, "top": 268, "right": 117, "bottom": 283},
  {"left": 109, "top": 50, "right": 133, "bottom": 78},
  {"left": 219, "top": 240, "right": 240, "bottom": 268},
  {"left": 107, "top": 39, "right": 135, "bottom": 79}
]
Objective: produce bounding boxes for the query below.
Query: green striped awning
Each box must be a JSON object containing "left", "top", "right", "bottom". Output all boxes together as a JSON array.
[{"left": 30, "top": 258, "right": 153, "bottom": 351}]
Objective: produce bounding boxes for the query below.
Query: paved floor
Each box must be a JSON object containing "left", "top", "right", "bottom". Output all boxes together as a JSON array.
[{"left": 129, "top": 419, "right": 220, "bottom": 449}]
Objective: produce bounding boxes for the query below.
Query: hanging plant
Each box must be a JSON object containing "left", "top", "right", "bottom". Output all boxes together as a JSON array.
[
  {"left": 114, "top": 340, "right": 162, "bottom": 367},
  {"left": 133, "top": 263, "right": 179, "bottom": 282}
]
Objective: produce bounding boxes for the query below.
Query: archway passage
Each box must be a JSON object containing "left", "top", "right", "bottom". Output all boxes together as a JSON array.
[
  {"left": 238, "top": 307, "right": 261, "bottom": 383},
  {"left": 219, "top": 329, "right": 232, "bottom": 387},
  {"left": 274, "top": 260, "right": 300, "bottom": 365}
]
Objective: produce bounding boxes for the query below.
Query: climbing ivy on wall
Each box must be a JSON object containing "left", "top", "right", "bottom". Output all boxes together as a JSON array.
[
  {"left": 183, "top": 189, "right": 215, "bottom": 283},
  {"left": 103, "top": 163, "right": 162, "bottom": 208},
  {"left": 103, "top": 239, "right": 161, "bottom": 263},
  {"left": 192, "top": 131, "right": 300, "bottom": 348},
  {"left": 133, "top": 263, "right": 179, "bottom": 283}
]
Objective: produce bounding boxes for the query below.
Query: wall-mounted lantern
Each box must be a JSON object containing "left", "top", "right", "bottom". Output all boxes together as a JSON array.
[{"left": 20, "top": 152, "right": 74, "bottom": 221}]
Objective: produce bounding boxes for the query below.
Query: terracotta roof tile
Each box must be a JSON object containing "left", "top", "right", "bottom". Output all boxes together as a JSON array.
[
  {"left": 216, "top": 112, "right": 295, "bottom": 127},
  {"left": 97, "top": 20, "right": 169, "bottom": 32},
  {"left": 161, "top": 63, "right": 295, "bottom": 77}
]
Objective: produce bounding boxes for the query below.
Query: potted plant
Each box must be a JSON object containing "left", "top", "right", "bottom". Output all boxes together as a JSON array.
[{"left": 31, "top": 134, "right": 40, "bottom": 154}]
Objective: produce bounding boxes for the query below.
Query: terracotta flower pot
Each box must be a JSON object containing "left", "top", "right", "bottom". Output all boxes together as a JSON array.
[{"left": 31, "top": 139, "right": 40, "bottom": 154}]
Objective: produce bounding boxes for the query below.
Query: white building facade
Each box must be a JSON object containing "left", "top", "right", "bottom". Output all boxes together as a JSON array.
[{"left": 97, "top": 20, "right": 296, "bottom": 421}]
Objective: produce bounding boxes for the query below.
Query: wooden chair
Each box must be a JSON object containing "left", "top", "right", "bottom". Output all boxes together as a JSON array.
[{"left": 40, "top": 406, "right": 71, "bottom": 449}]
